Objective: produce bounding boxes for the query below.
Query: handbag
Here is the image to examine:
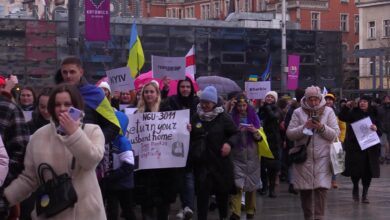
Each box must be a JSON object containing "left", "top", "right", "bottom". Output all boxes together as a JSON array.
[
  {"left": 289, "top": 136, "right": 312, "bottom": 165},
  {"left": 330, "top": 138, "right": 345, "bottom": 175},
  {"left": 35, "top": 159, "right": 78, "bottom": 217}
]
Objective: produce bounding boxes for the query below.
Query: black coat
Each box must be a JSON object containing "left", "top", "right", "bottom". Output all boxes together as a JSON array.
[
  {"left": 258, "top": 103, "right": 283, "bottom": 170},
  {"left": 190, "top": 111, "right": 239, "bottom": 194},
  {"left": 338, "top": 106, "right": 381, "bottom": 178}
]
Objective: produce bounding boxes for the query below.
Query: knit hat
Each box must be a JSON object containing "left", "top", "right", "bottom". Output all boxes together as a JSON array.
[
  {"left": 325, "top": 93, "right": 335, "bottom": 101},
  {"left": 98, "top": 81, "right": 111, "bottom": 94},
  {"left": 360, "top": 95, "right": 372, "bottom": 103},
  {"left": 200, "top": 86, "right": 218, "bottom": 104},
  {"left": 0, "top": 76, "right": 5, "bottom": 87},
  {"left": 304, "top": 86, "right": 322, "bottom": 99},
  {"left": 265, "top": 91, "right": 278, "bottom": 102}
]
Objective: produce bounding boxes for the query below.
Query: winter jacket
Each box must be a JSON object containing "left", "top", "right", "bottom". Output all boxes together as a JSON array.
[
  {"left": 190, "top": 111, "right": 239, "bottom": 194},
  {"left": 258, "top": 103, "right": 283, "bottom": 170},
  {"left": 338, "top": 106, "right": 381, "bottom": 178},
  {"left": 286, "top": 98, "right": 339, "bottom": 190},
  {"left": 231, "top": 128, "right": 261, "bottom": 192},
  {"left": 4, "top": 122, "right": 106, "bottom": 220}
]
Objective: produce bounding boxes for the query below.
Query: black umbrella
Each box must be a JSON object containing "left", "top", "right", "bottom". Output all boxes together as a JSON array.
[{"left": 196, "top": 76, "right": 241, "bottom": 96}]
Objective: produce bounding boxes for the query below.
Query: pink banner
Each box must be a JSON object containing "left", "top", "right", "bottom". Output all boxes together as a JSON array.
[
  {"left": 287, "top": 55, "right": 300, "bottom": 90},
  {"left": 85, "top": 0, "right": 110, "bottom": 41}
]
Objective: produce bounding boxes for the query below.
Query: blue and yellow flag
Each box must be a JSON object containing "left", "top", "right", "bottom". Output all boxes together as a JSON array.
[
  {"left": 248, "top": 74, "right": 258, "bottom": 82},
  {"left": 127, "top": 23, "right": 145, "bottom": 78},
  {"left": 79, "top": 84, "right": 121, "bottom": 134},
  {"left": 260, "top": 56, "right": 272, "bottom": 81}
]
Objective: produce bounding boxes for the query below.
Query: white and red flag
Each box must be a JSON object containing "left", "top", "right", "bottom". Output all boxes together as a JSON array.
[{"left": 185, "top": 45, "right": 196, "bottom": 78}]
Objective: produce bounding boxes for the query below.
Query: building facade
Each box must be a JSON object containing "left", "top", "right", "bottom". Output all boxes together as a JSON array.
[{"left": 356, "top": 0, "right": 390, "bottom": 90}]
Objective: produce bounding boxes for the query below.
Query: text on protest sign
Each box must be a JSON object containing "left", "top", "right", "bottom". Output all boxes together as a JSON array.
[
  {"left": 351, "top": 117, "right": 381, "bottom": 150},
  {"left": 126, "top": 110, "right": 190, "bottom": 170},
  {"left": 152, "top": 55, "right": 186, "bottom": 80},
  {"left": 244, "top": 81, "right": 271, "bottom": 99},
  {"left": 106, "top": 67, "right": 135, "bottom": 92}
]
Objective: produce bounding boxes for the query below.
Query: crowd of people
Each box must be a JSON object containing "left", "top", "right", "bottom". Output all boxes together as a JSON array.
[{"left": 0, "top": 56, "right": 389, "bottom": 220}]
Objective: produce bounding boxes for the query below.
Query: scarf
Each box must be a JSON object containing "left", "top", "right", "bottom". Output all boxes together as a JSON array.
[
  {"left": 197, "top": 104, "right": 224, "bottom": 122},
  {"left": 300, "top": 96, "right": 326, "bottom": 118}
]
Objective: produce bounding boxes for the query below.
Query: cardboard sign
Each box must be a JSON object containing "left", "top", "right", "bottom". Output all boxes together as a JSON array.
[
  {"left": 106, "top": 67, "right": 135, "bottom": 92},
  {"left": 152, "top": 55, "right": 186, "bottom": 80},
  {"left": 244, "top": 81, "right": 271, "bottom": 99},
  {"left": 126, "top": 110, "right": 190, "bottom": 170}
]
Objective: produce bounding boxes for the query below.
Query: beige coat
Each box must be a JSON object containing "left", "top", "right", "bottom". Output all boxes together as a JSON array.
[
  {"left": 286, "top": 99, "right": 339, "bottom": 190},
  {"left": 5, "top": 122, "right": 106, "bottom": 220}
]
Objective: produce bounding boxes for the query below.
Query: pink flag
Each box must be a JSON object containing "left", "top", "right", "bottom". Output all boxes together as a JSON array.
[
  {"left": 85, "top": 0, "right": 110, "bottom": 41},
  {"left": 185, "top": 45, "right": 196, "bottom": 78},
  {"left": 287, "top": 55, "right": 300, "bottom": 90}
]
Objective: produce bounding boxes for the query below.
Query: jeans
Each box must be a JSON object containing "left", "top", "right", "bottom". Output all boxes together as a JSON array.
[{"left": 179, "top": 171, "right": 195, "bottom": 210}]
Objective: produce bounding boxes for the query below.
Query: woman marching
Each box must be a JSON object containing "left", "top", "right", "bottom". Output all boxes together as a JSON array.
[
  {"left": 338, "top": 95, "right": 381, "bottom": 203},
  {"left": 229, "top": 93, "right": 261, "bottom": 220},
  {"left": 286, "top": 86, "right": 339, "bottom": 220},
  {"left": 189, "top": 86, "right": 239, "bottom": 220}
]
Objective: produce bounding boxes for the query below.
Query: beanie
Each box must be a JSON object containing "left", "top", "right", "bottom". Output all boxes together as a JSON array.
[
  {"left": 98, "top": 81, "right": 111, "bottom": 94},
  {"left": 360, "top": 95, "right": 372, "bottom": 103},
  {"left": 304, "top": 86, "right": 322, "bottom": 99},
  {"left": 325, "top": 93, "right": 335, "bottom": 101},
  {"left": 0, "top": 76, "right": 5, "bottom": 87},
  {"left": 200, "top": 86, "right": 218, "bottom": 104},
  {"left": 265, "top": 91, "right": 278, "bottom": 102}
]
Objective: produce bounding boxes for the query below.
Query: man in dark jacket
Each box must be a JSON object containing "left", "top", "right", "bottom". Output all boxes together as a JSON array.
[
  {"left": 0, "top": 94, "right": 30, "bottom": 218},
  {"left": 56, "top": 57, "right": 120, "bottom": 143}
]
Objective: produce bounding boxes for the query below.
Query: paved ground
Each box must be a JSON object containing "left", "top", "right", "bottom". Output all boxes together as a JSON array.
[{"left": 132, "top": 164, "right": 390, "bottom": 220}]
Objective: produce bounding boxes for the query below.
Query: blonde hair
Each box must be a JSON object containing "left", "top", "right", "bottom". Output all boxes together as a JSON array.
[{"left": 137, "top": 81, "right": 161, "bottom": 113}]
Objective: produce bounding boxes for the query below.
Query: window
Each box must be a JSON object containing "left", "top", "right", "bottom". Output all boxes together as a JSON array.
[
  {"left": 311, "top": 12, "right": 320, "bottom": 30},
  {"left": 340, "top": 14, "right": 349, "bottom": 32},
  {"left": 225, "top": 0, "right": 230, "bottom": 16},
  {"left": 244, "top": 0, "right": 251, "bottom": 12},
  {"left": 214, "top": 2, "right": 220, "bottom": 18},
  {"left": 384, "top": 20, "right": 390, "bottom": 37},
  {"left": 185, "top": 6, "right": 194, "bottom": 18},
  {"left": 201, "top": 4, "right": 210, "bottom": 20},
  {"left": 354, "top": 15, "right": 359, "bottom": 34},
  {"left": 369, "top": 57, "right": 376, "bottom": 75},
  {"left": 367, "top": 21, "right": 376, "bottom": 39}
]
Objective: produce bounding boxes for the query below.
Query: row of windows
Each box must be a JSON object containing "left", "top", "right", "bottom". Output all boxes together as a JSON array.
[
  {"left": 367, "top": 20, "right": 390, "bottom": 39},
  {"left": 310, "top": 12, "right": 359, "bottom": 33}
]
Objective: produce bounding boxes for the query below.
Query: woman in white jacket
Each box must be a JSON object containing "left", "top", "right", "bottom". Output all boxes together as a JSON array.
[
  {"left": 1, "top": 84, "right": 106, "bottom": 220},
  {"left": 0, "top": 137, "right": 8, "bottom": 187},
  {"left": 286, "top": 86, "right": 339, "bottom": 220}
]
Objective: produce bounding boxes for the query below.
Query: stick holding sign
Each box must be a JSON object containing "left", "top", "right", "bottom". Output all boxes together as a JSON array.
[
  {"left": 106, "top": 67, "right": 135, "bottom": 92},
  {"left": 152, "top": 55, "right": 186, "bottom": 80}
]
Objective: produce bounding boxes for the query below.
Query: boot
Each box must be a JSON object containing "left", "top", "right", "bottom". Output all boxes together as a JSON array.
[
  {"left": 352, "top": 184, "right": 359, "bottom": 202},
  {"left": 288, "top": 184, "right": 298, "bottom": 195},
  {"left": 268, "top": 178, "right": 277, "bottom": 198},
  {"left": 362, "top": 186, "right": 369, "bottom": 204}
]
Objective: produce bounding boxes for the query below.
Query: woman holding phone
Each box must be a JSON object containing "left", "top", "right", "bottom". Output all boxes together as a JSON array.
[
  {"left": 229, "top": 93, "right": 261, "bottom": 220},
  {"left": 0, "top": 84, "right": 106, "bottom": 219},
  {"left": 286, "top": 86, "right": 339, "bottom": 220}
]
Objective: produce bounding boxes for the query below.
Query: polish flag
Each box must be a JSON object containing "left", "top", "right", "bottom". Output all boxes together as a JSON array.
[{"left": 185, "top": 45, "right": 196, "bottom": 78}]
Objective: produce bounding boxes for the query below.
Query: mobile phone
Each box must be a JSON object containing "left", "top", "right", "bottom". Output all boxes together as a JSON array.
[
  {"left": 57, "top": 107, "right": 83, "bottom": 133},
  {"left": 240, "top": 123, "right": 251, "bottom": 127},
  {"left": 68, "top": 107, "right": 83, "bottom": 121},
  {"left": 311, "top": 115, "right": 319, "bottom": 122}
]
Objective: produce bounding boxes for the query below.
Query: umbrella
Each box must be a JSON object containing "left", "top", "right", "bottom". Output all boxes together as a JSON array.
[
  {"left": 134, "top": 71, "right": 199, "bottom": 96},
  {"left": 196, "top": 76, "right": 241, "bottom": 95}
]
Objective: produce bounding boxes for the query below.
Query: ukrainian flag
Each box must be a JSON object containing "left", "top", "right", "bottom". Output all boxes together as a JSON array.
[
  {"left": 248, "top": 74, "right": 258, "bottom": 82},
  {"left": 79, "top": 84, "right": 121, "bottom": 134},
  {"left": 127, "top": 22, "right": 145, "bottom": 78},
  {"left": 260, "top": 56, "right": 272, "bottom": 81}
]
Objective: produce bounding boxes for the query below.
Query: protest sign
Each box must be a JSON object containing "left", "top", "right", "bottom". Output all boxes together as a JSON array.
[
  {"left": 126, "top": 110, "right": 190, "bottom": 170},
  {"left": 106, "top": 67, "right": 135, "bottom": 92},
  {"left": 351, "top": 117, "right": 381, "bottom": 150},
  {"left": 245, "top": 81, "right": 271, "bottom": 99},
  {"left": 152, "top": 55, "right": 186, "bottom": 80}
]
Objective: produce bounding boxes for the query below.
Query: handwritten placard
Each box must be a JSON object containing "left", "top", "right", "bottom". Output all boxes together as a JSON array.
[
  {"left": 126, "top": 110, "right": 190, "bottom": 170},
  {"left": 152, "top": 55, "right": 186, "bottom": 80},
  {"left": 351, "top": 117, "right": 381, "bottom": 150},
  {"left": 244, "top": 81, "right": 271, "bottom": 99},
  {"left": 106, "top": 67, "right": 135, "bottom": 92}
]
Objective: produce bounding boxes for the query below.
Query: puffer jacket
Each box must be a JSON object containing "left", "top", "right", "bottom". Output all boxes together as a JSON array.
[{"left": 286, "top": 97, "right": 339, "bottom": 190}]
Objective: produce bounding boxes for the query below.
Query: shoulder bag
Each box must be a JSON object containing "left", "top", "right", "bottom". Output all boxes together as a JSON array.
[{"left": 289, "top": 136, "right": 312, "bottom": 165}]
